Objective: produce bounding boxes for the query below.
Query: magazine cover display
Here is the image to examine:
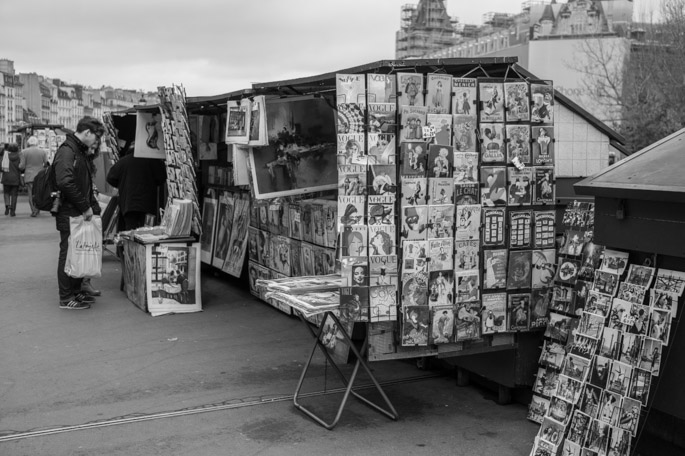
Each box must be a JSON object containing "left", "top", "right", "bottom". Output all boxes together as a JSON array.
[
  {"left": 368, "top": 133, "right": 396, "bottom": 164},
  {"left": 401, "top": 205, "right": 428, "bottom": 240},
  {"left": 400, "top": 106, "right": 428, "bottom": 142},
  {"left": 455, "top": 300, "right": 482, "bottom": 341},
  {"left": 428, "top": 177, "right": 454, "bottom": 205},
  {"left": 400, "top": 142, "right": 428, "bottom": 177},
  {"left": 533, "top": 167, "right": 555, "bottom": 205},
  {"left": 453, "top": 114, "right": 477, "bottom": 152},
  {"left": 402, "top": 305, "right": 430, "bottom": 346},
  {"left": 336, "top": 73, "right": 366, "bottom": 106},
  {"left": 397, "top": 73, "right": 425, "bottom": 107},
  {"left": 426, "top": 74, "right": 452, "bottom": 114},
  {"left": 401, "top": 177, "right": 427, "bottom": 206},
  {"left": 480, "top": 123, "right": 505, "bottom": 164},
  {"left": 533, "top": 210, "right": 556, "bottom": 249},
  {"left": 483, "top": 249, "right": 508, "bottom": 290},
  {"left": 428, "top": 270, "right": 455, "bottom": 307},
  {"left": 507, "top": 167, "right": 533, "bottom": 206},
  {"left": 455, "top": 239, "right": 479, "bottom": 273},
  {"left": 369, "top": 164, "right": 397, "bottom": 196},
  {"left": 426, "top": 204, "right": 454, "bottom": 239},
  {"left": 482, "top": 292, "right": 507, "bottom": 334},
  {"left": 479, "top": 81, "right": 505, "bottom": 123},
  {"left": 456, "top": 270, "right": 480, "bottom": 303},
  {"left": 428, "top": 238, "right": 454, "bottom": 272},
  {"left": 482, "top": 207, "right": 506, "bottom": 247},
  {"left": 427, "top": 144, "right": 454, "bottom": 178},
  {"left": 427, "top": 113, "right": 452, "bottom": 146},
  {"left": 451, "top": 78, "right": 477, "bottom": 116},
  {"left": 504, "top": 81, "right": 530, "bottom": 122},
  {"left": 531, "top": 82, "right": 554, "bottom": 124},
  {"left": 505, "top": 124, "right": 531, "bottom": 165},
  {"left": 455, "top": 204, "right": 481, "bottom": 241},
  {"left": 480, "top": 166, "right": 507, "bottom": 207},
  {"left": 368, "top": 195, "right": 395, "bottom": 226},
  {"left": 337, "top": 134, "right": 367, "bottom": 165},
  {"left": 508, "top": 293, "right": 531, "bottom": 331},
  {"left": 368, "top": 224, "right": 397, "bottom": 256},
  {"left": 454, "top": 151, "right": 479, "bottom": 184},
  {"left": 369, "top": 254, "right": 398, "bottom": 286},
  {"left": 429, "top": 306, "right": 456, "bottom": 344},
  {"left": 367, "top": 73, "right": 396, "bottom": 104},
  {"left": 509, "top": 209, "right": 532, "bottom": 249},
  {"left": 532, "top": 126, "right": 554, "bottom": 165},
  {"left": 368, "top": 104, "right": 397, "bottom": 136}
]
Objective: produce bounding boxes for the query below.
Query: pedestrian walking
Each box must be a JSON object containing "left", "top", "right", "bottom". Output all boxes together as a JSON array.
[
  {"left": 21, "top": 136, "right": 49, "bottom": 217},
  {"left": 53, "top": 116, "right": 104, "bottom": 310},
  {"left": 1, "top": 143, "right": 25, "bottom": 217}
]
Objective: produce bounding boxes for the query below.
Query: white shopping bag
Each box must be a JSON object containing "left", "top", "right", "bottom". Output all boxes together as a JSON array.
[{"left": 65, "top": 215, "right": 103, "bottom": 278}]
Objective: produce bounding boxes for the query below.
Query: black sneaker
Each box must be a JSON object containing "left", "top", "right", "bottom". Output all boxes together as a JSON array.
[
  {"left": 74, "top": 293, "right": 96, "bottom": 303},
  {"left": 60, "top": 299, "right": 91, "bottom": 310}
]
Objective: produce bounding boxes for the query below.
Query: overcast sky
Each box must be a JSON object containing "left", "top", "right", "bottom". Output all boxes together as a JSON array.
[{"left": 0, "top": 0, "right": 663, "bottom": 97}]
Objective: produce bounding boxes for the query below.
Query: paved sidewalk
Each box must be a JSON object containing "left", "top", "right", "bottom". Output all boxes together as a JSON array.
[{"left": 0, "top": 195, "right": 538, "bottom": 455}]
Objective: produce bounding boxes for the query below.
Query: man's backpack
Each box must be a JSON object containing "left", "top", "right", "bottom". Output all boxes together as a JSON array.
[{"left": 32, "top": 165, "right": 56, "bottom": 211}]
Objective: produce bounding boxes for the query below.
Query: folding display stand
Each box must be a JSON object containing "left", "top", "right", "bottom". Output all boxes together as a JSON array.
[{"left": 292, "top": 309, "right": 399, "bottom": 430}]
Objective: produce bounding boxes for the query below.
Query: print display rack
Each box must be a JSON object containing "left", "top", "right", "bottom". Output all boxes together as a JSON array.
[
  {"left": 335, "top": 67, "right": 559, "bottom": 366},
  {"left": 528, "top": 202, "right": 684, "bottom": 456}
]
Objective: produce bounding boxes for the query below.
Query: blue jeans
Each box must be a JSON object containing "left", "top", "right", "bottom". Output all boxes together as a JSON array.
[{"left": 58, "top": 230, "right": 83, "bottom": 301}]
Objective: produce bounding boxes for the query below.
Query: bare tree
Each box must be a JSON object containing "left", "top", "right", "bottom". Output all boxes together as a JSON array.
[{"left": 571, "top": 0, "right": 685, "bottom": 153}]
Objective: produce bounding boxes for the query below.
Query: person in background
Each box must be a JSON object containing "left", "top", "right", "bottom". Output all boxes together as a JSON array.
[
  {"left": 1, "top": 143, "right": 25, "bottom": 217},
  {"left": 53, "top": 117, "right": 104, "bottom": 310},
  {"left": 21, "top": 135, "right": 49, "bottom": 217},
  {"left": 106, "top": 142, "right": 166, "bottom": 230},
  {"left": 81, "top": 138, "right": 103, "bottom": 297}
]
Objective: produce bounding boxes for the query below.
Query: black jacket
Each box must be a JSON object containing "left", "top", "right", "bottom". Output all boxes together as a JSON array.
[
  {"left": 53, "top": 133, "right": 100, "bottom": 232},
  {"left": 106, "top": 154, "right": 166, "bottom": 216}
]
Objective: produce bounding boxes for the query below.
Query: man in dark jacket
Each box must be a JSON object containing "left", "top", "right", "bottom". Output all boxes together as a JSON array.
[
  {"left": 54, "top": 117, "right": 105, "bottom": 310},
  {"left": 106, "top": 144, "right": 166, "bottom": 230}
]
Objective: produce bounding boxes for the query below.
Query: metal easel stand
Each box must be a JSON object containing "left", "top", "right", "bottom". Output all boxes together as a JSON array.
[{"left": 293, "top": 310, "right": 399, "bottom": 430}]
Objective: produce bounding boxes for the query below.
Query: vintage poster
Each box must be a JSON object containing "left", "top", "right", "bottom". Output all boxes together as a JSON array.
[
  {"left": 340, "top": 286, "right": 369, "bottom": 322},
  {"left": 341, "top": 224, "right": 368, "bottom": 257},
  {"left": 481, "top": 292, "right": 507, "bottom": 334},
  {"left": 400, "top": 142, "right": 428, "bottom": 176},
  {"left": 221, "top": 197, "right": 251, "bottom": 277},
  {"left": 147, "top": 242, "right": 202, "bottom": 317},
  {"left": 337, "top": 103, "right": 365, "bottom": 134},
  {"left": 507, "top": 167, "right": 533, "bottom": 206},
  {"left": 337, "top": 195, "right": 365, "bottom": 229},
  {"left": 369, "top": 255, "right": 398, "bottom": 286},
  {"left": 319, "top": 313, "right": 354, "bottom": 365},
  {"left": 367, "top": 73, "right": 396, "bottom": 104},
  {"left": 225, "top": 101, "right": 248, "bottom": 143},
  {"left": 507, "top": 293, "right": 531, "bottom": 331},
  {"left": 368, "top": 133, "right": 396, "bottom": 164},
  {"left": 654, "top": 268, "right": 685, "bottom": 296},
  {"left": 401, "top": 177, "right": 427, "bottom": 206},
  {"left": 555, "top": 258, "right": 581, "bottom": 285},
  {"left": 338, "top": 164, "right": 367, "bottom": 196},
  {"left": 369, "top": 164, "right": 397, "bottom": 196},
  {"left": 336, "top": 73, "right": 366, "bottom": 106},
  {"left": 368, "top": 103, "right": 397, "bottom": 137},
  {"left": 455, "top": 239, "right": 479, "bottom": 273},
  {"left": 429, "top": 305, "right": 456, "bottom": 344},
  {"left": 480, "top": 166, "right": 507, "bottom": 206},
  {"left": 401, "top": 271, "right": 429, "bottom": 307},
  {"left": 401, "top": 205, "right": 428, "bottom": 240},
  {"left": 428, "top": 238, "right": 453, "bottom": 272},
  {"left": 427, "top": 144, "right": 454, "bottom": 178},
  {"left": 428, "top": 177, "right": 454, "bottom": 205},
  {"left": 401, "top": 240, "right": 427, "bottom": 275},
  {"left": 211, "top": 191, "right": 235, "bottom": 269},
  {"left": 531, "top": 166, "right": 554, "bottom": 205},
  {"left": 506, "top": 124, "right": 531, "bottom": 165},
  {"left": 509, "top": 209, "right": 532, "bottom": 248},
  {"left": 337, "top": 133, "right": 367, "bottom": 166},
  {"left": 401, "top": 305, "right": 430, "bottom": 346},
  {"left": 454, "top": 183, "right": 480, "bottom": 206},
  {"left": 368, "top": 224, "right": 396, "bottom": 256},
  {"left": 455, "top": 301, "right": 482, "bottom": 341},
  {"left": 368, "top": 195, "right": 395, "bottom": 226},
  {"left": 252, "top": 97, "right": 337, "bottom": 199},
  {"left": 455, "top": 204, "right": 481, "bottom": 241},
  {"left": 451, "top": 78, "right": 477, "bottom": 115},
  {"left": 593, "top": 270, "right": 620, "bottom": 296},
  {"left": 134, "top": 110, "right": 165, "bottom": 159},
  {"left": 397, "top": 73, "right": 425, "bottom": 107},
  {"left": 369, "top": 285, "right": 397, "bottom": 323},
  {"left": 479, "top": 81, "right": 505, "bottom": 122},
  {"left": 532, "top": 249, "right": 556, "bottom": 289},
  {"left": 482, "top": 207, "right": 506, "bottom": 247},
  {"left": 504, "top": 81, "right": 530, "bottom": 122},
  {"left": 531, "top": 82, "right": 554, "bottom": 123},
  {"left": 453, "top": 151, "right": 479, "bottom": 184},
  {"left": 480, "top": 123, "right": 505, "bottom": 164},
  {"left": 483, "top": 248, "right": 508, "bottom": 290},
  {"left": 426, "top": 114, "right": 452, "bottom": 145},
  {"left": 426, "top": 74, "right": 452, "bottom": 114},
  {"left": 545, "top": 312, "right": 572, "bottom": 343},
  {"left": 527, "top": 395, "right": 550, "bottom": 424},
  {"left": 456, "top": 271, "right": 480, "bottom": 303},
  {"left": 341, "top": 256, "right": 368, "bottom": 287},
  {"left": 625, "top": 264, "right": 655, "bottom": 288},
  {"left": 200, "top": 189, "right": 219, "bottom": 265},
  {"left": 533, "top": 210, "right": 556, "bottom": 249},
  {"left": 428, "top": 270, "right": 455, "bottom": 307},
  {"left": 452, "top": 114, "right": 477, "bottom": 152},
  {"left": 532, "top": 126, "right": 554, "bottom": 165},
  {"left": 399, "top": 106, "right": 428, "bottom": 141},
  {"left": 426, "top": 204, "right": 454, "bottom": 239}
]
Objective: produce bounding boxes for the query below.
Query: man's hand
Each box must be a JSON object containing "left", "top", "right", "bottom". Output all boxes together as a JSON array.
[{"left": 83, "top": 207, "right": 93, "bottom": 221}]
